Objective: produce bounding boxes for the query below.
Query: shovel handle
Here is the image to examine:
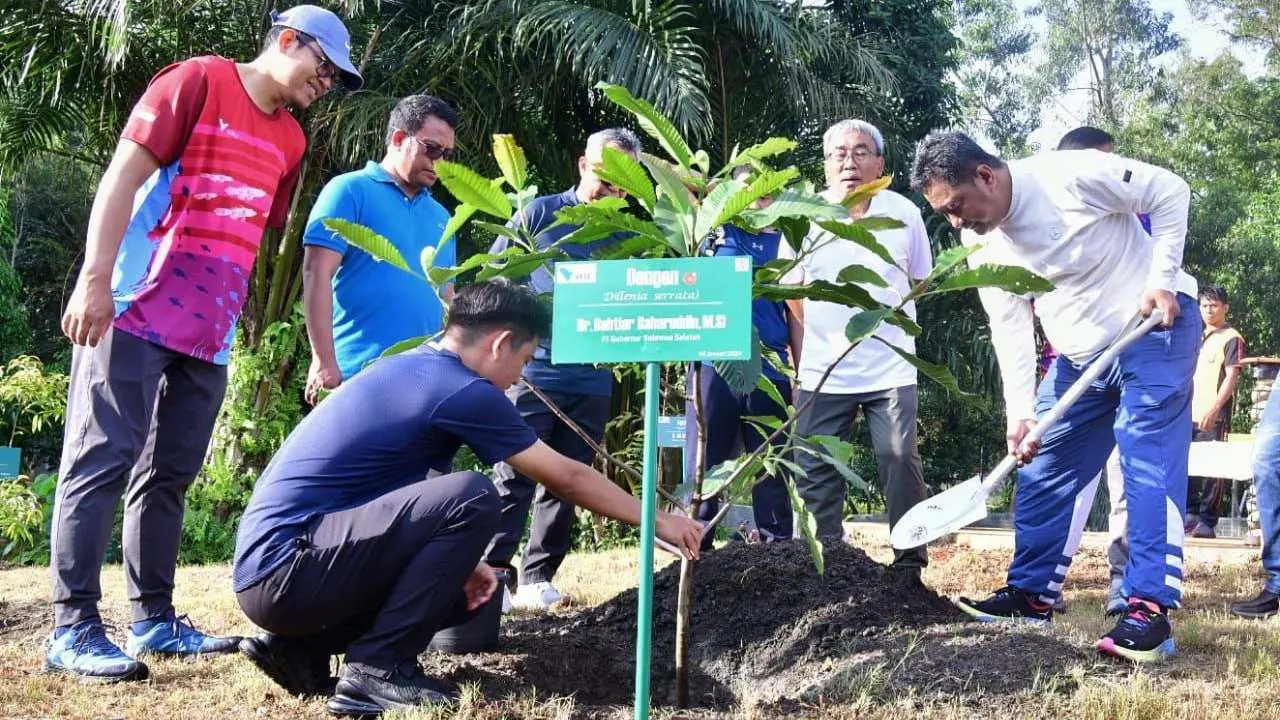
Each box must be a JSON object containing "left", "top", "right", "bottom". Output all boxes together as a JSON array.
[{"left": 977, "top": 310, "right": 1165, "bottom": 497}]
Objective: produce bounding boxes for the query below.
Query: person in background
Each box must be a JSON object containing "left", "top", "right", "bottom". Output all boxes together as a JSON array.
[
  {"left": 302, "top": 95, "right": 458, "bottom": 403},
  {"left": 684, "top": 164, "right": 794, "bottom": 548},
  {"left": 46, "top": 5, "right": 361, "bottom": 683},
  {"left": 484, "top": 128, "right": 643, "bottom": 612},
  {"left": 779, "top": 119, "right": 933, "bottom": 576},
  {"left": 1229, "top": 383, "right": 1280, "bottom": 619},
  {"left": 1186, "top": 284, "right": 1245, "bottom": 538},
  {"left": 912, "top": 130, "right": 1199, "bottom": 663}
]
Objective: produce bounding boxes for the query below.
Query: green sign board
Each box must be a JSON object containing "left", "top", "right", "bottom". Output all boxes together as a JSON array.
[
  {"left": 551, "top": 257, "right": 752, "bottom": 364},
  {"left": 0, "top": 447, "right": 20, "bottom": 479}
]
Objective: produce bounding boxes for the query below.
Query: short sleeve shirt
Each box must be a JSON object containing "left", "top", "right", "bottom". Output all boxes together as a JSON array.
[
  {"left": 778, "top": 189, "right": 933, "bottom": 394},
  {"left": 303, "top": 162, "right": 455, "bottom": 379},
  {"left": 112, "top": 56, "right": 306, "bottom": 364},
  {"left": 232, "top": 345, "right": 539, "bottom": 591}
]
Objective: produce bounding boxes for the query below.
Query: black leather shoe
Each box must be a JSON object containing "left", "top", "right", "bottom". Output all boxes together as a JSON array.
[
  {"left": 1230, "top": 589, "right": 1280, "bottom": 620},
  {"left": 239, "top": 634, "right": 335, "bottom": 697},
  {"left": 327, "top": 661, "right": 459, "bottom": 718}
]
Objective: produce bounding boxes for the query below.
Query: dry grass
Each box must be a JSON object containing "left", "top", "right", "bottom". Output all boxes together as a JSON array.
[{"left": 2, "top": 535, "right": 1280, "bottom": 720}]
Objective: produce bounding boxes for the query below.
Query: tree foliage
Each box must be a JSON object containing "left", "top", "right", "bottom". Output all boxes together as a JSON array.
[{"left": 953, "top": 0, "right": 1040, "bottom": 156}]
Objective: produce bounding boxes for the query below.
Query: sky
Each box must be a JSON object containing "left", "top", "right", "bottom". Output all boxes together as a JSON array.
[{"left": 1016, "top": 0, "right": 1269, "bottom": 150}]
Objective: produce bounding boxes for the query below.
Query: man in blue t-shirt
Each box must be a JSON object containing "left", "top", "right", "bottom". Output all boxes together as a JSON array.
[
  {"left": 484, "top": 128, "right": 643, "bottom": 612},
  {"left": 233, "top": 280, "right": 702, "bottom": 716},
  {"left": 685, "top": 168, "right": 794, "bottom": 547},
  {"left": 301, "top": 95, "right": 457, "bottom": 404}
]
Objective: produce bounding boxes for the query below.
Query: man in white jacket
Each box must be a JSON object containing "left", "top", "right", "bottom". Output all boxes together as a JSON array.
[{"left": 910, "top": 131, "right": 1200, "bottom": 664}]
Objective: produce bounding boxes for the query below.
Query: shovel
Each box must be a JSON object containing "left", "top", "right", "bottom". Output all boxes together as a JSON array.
[{"left": 890, "top": 310, "right": 1166, "bottom": 550}]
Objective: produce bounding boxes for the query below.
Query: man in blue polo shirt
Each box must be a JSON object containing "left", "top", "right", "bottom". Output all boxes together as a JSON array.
[
  {"left": 234, "top": 280, "right": 702, "bottom": 716},
  {"left": 686, "top": 167, "right": 794, "bottom": 547},
  {"left": 302, "top": 95, "right": 457, "bottom": 403},
  {"left": 485, "top": 128, "right": 642, "bottom": 611}
]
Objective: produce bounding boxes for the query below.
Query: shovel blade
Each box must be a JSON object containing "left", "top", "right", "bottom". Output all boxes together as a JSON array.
[{"left": 890, "top": 475, "right": 990, "bottom": 550}]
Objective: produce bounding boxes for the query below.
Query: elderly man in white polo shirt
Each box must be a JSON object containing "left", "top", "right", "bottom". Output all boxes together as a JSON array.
[{"left": 779, "top": 119, "right": 933, "bottom": 573}]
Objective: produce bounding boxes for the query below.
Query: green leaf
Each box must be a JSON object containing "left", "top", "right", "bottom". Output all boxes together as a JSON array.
[
  {"left": 728, "top": 137, "right": 798, "bottom": 168},
  {"left": 798, "top": 435, "right": 869, "bottom": 493},
  {"left": 710, "top": 326, "right": 762, "bottom": 395},
  {"left": 715, "top": 168, "right": 799, "bottom": 228},
  {"left": 739, "top": 187, "right": 847, "bottom": 229},
  {"left": 756, "top": 280, "right": 883, "bottom": 311},
  {"left": 552, "top": 203, "right": 679, "bottom": 254},
  {"left": 923, "top": 245, "right": 982, "bottom": 285},
  {"left": 441, "top": 203, "right": 478, "bottom": 248},
  {"left": 754, "top": 370, "right": 788, "bottom": 410},
  {"left": 434, "top": 160, "right": 513, "bottom": 219},
  {"left": 596, "top": 145, "right": 656, "bottom": 211},
  {"left": 931, "top": 264, "right": 1054, "bottom": 296},
  {"left": 472, "top": 220, "right": 522, "bottom": 241},
  {"left": 835, "top": 263, "right": 889, "bottom": 287},
  {"left": 379, "top": 335, "right": 430, "bottom": 358},
  {"left": 700, "top": 455, "right": 761, "bottom": 499},
  {"left": 642, "top": 154, "right": 695, "bottom": 214},
  {"left": 597, "top": 82, "right": 695, "bottom": 169},
  {"left": 322, "top": 219, "right": 414, "bottom": 275},
  {"left": 786, "top": 477, "right": 824, "bottom": 575},
  {"left": 814, "top": 220, "right": 896, "bottom": 266},
  {"left": 838, "top": 175, "right": 893, "bottom": 209},
  {"left": 885, "top": 310, "right": 923, "bottom": 337},
  {"left": 845, "top": 308, "right": 893, "bottom": 343},
  {"left": 871, "top": 337, "right": 970, "bottom": 396},
  {"left": 775, "top": 216, "right": 810, "bottom": 254},
  {"left": 855, "top": 216, "right": 906, "bottom": 231},
  {"left": 476, "top": 250, "right": 564, "bottom": 282},
  {"left": 694, "top": 179, "right": 744, "bottom": 246},
  {"left": 492, "top": 134, "right": 528, "bottom": 190}
]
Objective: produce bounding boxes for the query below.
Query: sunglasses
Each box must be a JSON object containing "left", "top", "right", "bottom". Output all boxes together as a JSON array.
[{"left": 409, "top": 137, "right": 456, "bottom": 161}]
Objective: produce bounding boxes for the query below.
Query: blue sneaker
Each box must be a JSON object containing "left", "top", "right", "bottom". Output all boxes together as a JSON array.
[
  {"left": 126, "top": 612, "right": 240, "bottom": 658},
  {"left": 45, "top": 619, "right": 150, "bottom": 683}
]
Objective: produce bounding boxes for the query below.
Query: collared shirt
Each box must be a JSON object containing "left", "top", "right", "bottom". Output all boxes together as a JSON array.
[
  {"left": 112, "top": 56, "right": 305, "bottom": 364},
  {"left": 303, "top": 161, "right": 454, "bottom": 379},
  {"left": 233, "top": 345, "right": 539, "bottom": 592},
  {"left": 708, "top": 225, "right": 791, "bottom": 382},
  {"left": 490, "top": 188, "right": 625, "bottom": 397},
  {"left": 964, "top": 149, "right": 1198, "bottom": 422},
  {"left": 779, "top": 189, "right": 933, "bottom": 394}
]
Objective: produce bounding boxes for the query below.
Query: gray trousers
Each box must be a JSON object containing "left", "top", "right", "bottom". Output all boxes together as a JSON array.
[
  {"left": 485, "top": 385, "right": 610, "bottom": 585},
  {"left": 50, "top": 328, "right": 227, "bottom": 627},
  {"left": 1104, "top": 447, "right": 1128, "bottom": 579},
  {"left": 794, "top": 385, "right": 928, "bottom": 567}
]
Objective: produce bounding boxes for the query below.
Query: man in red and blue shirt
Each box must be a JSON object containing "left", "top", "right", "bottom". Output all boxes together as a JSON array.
[{"left": 47, "top": 5, "right": 361, "bottom": 684}]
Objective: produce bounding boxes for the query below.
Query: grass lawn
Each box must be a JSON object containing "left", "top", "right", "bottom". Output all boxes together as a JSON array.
[{"left": 2, "top": 535, "right": 1279, "bottom": 719}]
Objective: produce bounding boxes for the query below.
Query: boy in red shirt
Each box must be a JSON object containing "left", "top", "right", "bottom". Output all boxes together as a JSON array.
[{"left": 47, "top": 5, "right": 361, "bottom": 684}]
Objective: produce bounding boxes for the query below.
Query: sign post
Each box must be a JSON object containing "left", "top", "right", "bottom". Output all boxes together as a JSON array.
[{"left": 551, "top": 256, "right": 751, "bottom": 720}]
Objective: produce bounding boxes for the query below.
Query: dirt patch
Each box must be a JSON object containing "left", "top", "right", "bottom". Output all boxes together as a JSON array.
[
  {"left": 0, "top": 600, "right": 47, "bottom": 640},
  {"left": 425, "top": 542, "right": 1100, "bottom": 713}
]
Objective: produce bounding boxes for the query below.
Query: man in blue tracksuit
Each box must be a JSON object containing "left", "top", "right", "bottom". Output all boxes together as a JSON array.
[
  {"left": 684, "top": 183, "right": 795, "bottom": 546},
  {"left": 913, "top": 132, "right": 1199, "bottom": 664},
  {"left": 485, "top": 128, "right": 642, "bottom": 611}
]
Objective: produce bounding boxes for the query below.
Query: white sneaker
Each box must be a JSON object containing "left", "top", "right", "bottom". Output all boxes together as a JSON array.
[{"left": 511, "top": 581, "right": 565, "bottom": 611}]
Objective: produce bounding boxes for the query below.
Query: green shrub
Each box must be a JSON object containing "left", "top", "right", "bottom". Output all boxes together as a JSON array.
[
  {"left": 0, "top": 355, "right": 69, "bottom": 474},
  {"left": 0, "top": 472, "right": 55, "bottom": 564}
]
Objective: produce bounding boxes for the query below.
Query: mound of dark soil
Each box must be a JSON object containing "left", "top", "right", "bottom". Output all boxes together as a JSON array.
[{"left": 427, "top": 541, "right": 1003, "bottom": 707}]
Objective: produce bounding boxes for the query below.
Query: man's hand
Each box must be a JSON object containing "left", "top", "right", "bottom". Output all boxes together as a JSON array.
[
  {"left": 656, "top": 512, "right": 704, "bottom": 561},
  {"left": 305, "top": 356, "right": 342, "bottom": 405},
  {"left": 62, "top": 276, "right": 116, "bottom": 347},
  {"left": 1140, "top": 288, "right": 1178, "bottom": 327},
  {"left": 463, "top": 561, "right": 499, "bottom": 611},
  {"left": 1007, "top": 418, "right": 1040, "bottom": 465},
  {"left": 1197, "top": 410, "right": 1219, "bottom": 434}
]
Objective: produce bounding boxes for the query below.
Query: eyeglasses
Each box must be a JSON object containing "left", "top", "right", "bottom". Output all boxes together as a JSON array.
[
  {"left": 825, "top": 147, "right": 879, "bottom": 163},
  {"left": 409, "top": 137, "right": 456, "bottom": 161},
  {"left": 299, "top": 37, "right": 338, "bottom": 82}
]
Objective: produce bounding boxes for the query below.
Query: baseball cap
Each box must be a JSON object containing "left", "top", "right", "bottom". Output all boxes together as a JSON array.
[{"left": 270, "top": 5, "right": 363, "bottom": 91}]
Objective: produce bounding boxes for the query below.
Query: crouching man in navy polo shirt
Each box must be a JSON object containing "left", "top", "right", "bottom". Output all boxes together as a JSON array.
[{"left": 232, "top": 280, "right": 703, "bottom": 716}]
